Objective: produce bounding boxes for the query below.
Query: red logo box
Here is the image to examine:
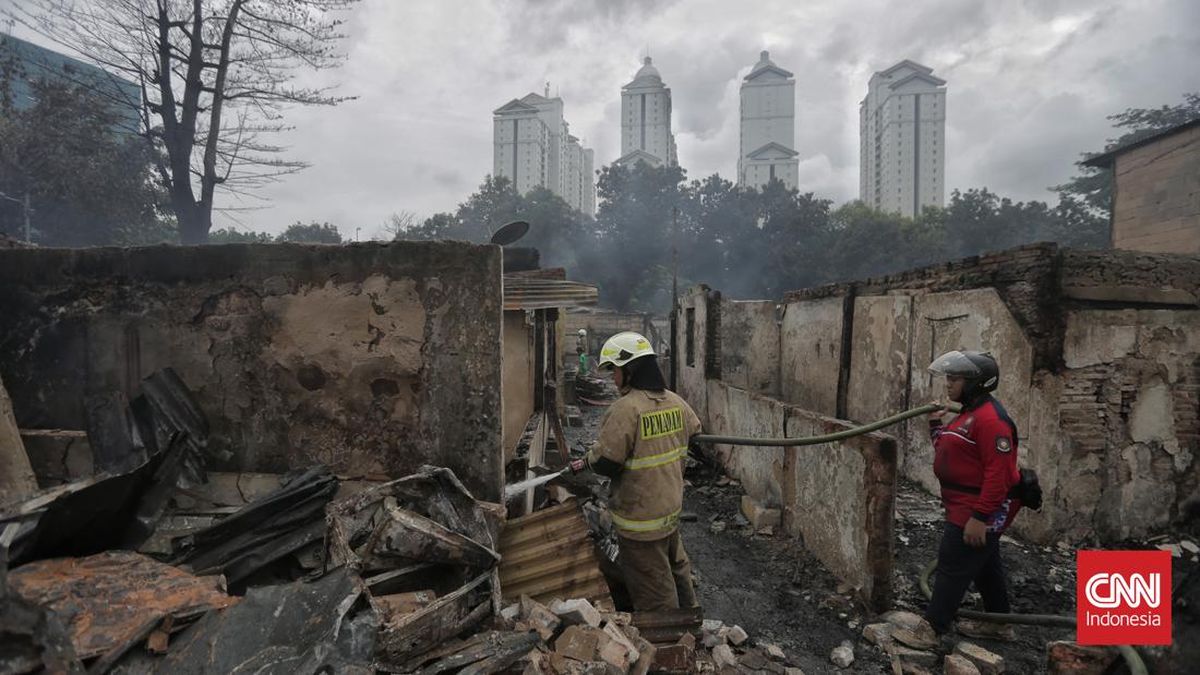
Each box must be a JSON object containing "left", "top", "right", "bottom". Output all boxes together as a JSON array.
[{"left": 1077, "top": 550, "right": 1172, "bottom": 645}]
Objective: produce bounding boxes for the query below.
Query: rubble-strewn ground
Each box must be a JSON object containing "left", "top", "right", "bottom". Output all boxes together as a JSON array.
[
  {"left": 682, "top": 466, "right": 1081, "bottom": 673},
  {"left": 567, "top": 400, "right": 1200, "bottom": 673}
]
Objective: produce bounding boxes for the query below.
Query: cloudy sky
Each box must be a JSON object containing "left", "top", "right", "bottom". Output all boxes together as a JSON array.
[{"left": 11, "top": 0, "right": 1200, "bottom": 237}]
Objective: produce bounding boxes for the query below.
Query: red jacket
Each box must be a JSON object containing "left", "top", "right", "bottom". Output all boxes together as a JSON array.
[{"left": 930, "top": 395, "right": 1021, "bottom": 532}]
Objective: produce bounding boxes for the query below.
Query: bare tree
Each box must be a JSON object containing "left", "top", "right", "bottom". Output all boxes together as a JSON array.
[
  {"left": 9, "top": 0, "right": 359, "bottom": 243},
  {"left": 381, "top": 209, "right": 418, "bottom": 240}
]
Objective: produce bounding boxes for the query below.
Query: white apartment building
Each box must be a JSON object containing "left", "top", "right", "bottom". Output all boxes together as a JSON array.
[
  {"left": 617, "top": 57, "right": 677, "bottom": 167},
  {"left": 859, "top": 60, "right": 946, "bottom": 217},
  {"left": 738, "top": 51, "right": 799, "bottom": 190},
  {"left": 493, "top": 89, "right": 596, "bottom": 214}
]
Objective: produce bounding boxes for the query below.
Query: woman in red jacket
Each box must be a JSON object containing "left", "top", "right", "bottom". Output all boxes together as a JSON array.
[{"left": 924, "top": 350, "right": 1021, "bottom": 640}]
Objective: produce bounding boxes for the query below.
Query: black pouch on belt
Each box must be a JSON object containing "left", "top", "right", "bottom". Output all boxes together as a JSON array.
[{"left": 1009, "top": 468, "right": 1043, "bottom": 511}]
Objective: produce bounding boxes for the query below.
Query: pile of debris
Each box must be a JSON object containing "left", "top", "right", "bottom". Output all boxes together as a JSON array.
[
  {"left": 574, "top": 372, "right": 618, "bottom": 405},
  {"left": 2, "top": 364, "right": 820, "bottom": 674},
  {"left": 859, "top": 610, "right": 1008, "bottom": 675},
  {"left": 486, "top": 595, "right": 801, "bottom": 675},
  {"left": 0, "top": 368, "right": 502, "bottom": 673}
]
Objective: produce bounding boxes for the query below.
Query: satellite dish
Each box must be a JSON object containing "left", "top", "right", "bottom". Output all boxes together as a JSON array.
[{"left": 490, "top": 220, "right": 530, "bottom": 246}]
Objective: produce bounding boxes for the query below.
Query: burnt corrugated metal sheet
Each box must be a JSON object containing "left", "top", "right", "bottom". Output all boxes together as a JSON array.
[
  {"left": 498, "top": 503, "right": 612, "bottom": 608},
  {"left": 8, "top": 551, "right": 237, "bottom": 659},
  {"left": 503, "top": 277, "right": 599, "bottom": 311}
]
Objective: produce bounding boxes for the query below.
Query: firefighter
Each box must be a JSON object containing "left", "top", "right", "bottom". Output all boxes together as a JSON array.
[
  {"left": 576, "top": 328, "right": 589, "bottom": 374},
  {"left": 923, "top": 350, "right": 1021, "bottom": 640},
  {"left": 583, "top": 331, "right": 701, "bottom": 611}
]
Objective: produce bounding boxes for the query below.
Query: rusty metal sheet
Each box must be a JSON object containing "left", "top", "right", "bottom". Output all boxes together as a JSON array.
[
  {"left": 0, "top": 523, "right": 82, "bottom": 674},
  {"left": 503, "top": 277, "right": 599, "bottom": 311},
  {"left": 8, "top": 550, "right": 237, "bottom": 659},
  {"left": 125, "top": 567, "right": 377, "bottom": 674},
  {"left": 497, "top": 502, "right": 613, "bottom": 609}
]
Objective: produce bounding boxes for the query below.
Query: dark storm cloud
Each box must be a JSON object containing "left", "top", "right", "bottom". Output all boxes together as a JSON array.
[
  {"left": 247, "top": 0, "right": 1199, "bottom": 229},
  {"left": 497, "top": 0, "right": 680, "bottom": 53}
]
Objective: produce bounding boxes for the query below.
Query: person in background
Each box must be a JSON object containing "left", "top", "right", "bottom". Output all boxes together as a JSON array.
[{"left": 576, "top": 328, "right": 589, "bottom": 374}]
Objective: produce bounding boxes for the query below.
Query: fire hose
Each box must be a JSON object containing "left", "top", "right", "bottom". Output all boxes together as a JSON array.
[
  {"left": 691, "top": 402, "right": 945, "bottom": 446},
  {"left": 689, "top": 403, "right": 1148, "bottom": 674},
  {"left": 919, "top": 560, "right": 1148, "bottom": 674}
]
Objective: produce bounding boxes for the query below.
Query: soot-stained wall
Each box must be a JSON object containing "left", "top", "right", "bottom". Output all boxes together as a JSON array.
[{"left": 0, "top": 241, "right": 505, "bottom": 501}]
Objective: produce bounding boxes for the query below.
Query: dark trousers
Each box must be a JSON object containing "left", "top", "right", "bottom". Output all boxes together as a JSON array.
[
  {"left": 925, "top": 521, "right": 1011, "bottom": 633},
  {"left": 617, "top": 530, "right": 698, "bottom": 611}
]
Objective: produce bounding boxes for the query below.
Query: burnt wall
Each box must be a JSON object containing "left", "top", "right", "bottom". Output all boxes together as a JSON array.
[
  {"left": 680, "top": 243, "right": 1200, "bottom": 544},
  {"left": 717, "top": 300, "right": 780, "bottom": 397},
  {"left": 785, "top": 243, "right": 1063, "bottom": 372},
  {"left": 704, "top": 380, "right": 896, "bottom": 610},
  {"left": 0, "top": 241, "right": 505, "bottom": 501}
]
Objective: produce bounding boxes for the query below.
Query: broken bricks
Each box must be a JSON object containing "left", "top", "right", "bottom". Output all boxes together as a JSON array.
[
  {"left": 517, "top": 595, "right": 562, "bottom": 641},
  {"left": 953, "top": 642, "right": 1005, "bottom": 675},
  {"left": 1046, "top": 641, "right": 1119, "bottom": 674},
  {"left": 944, "top": 654, "right": 983, "bottom": 675},
  {"left": 553, "top": 597, "right": 603, "bottom": 628},
  {"left": 650, "top": 643, "right": 693, "bottom": 674},
  {"left": 711, "top": 643, "right": 737, "bottom": 669},
  {"left": 830, "top": 640, "right": 855, "bottom": 668},
  {"left": 740, "top": 494, "right": 782, "bottom": 532}
]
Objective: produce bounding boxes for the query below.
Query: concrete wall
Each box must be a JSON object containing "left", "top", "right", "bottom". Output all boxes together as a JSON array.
[
  {"left": 704, "top": 380, "right": 896, "bottom": 609},
  {"left": 1111, "top": 123, "right": 1200, "bottom": 255},
  {"left": 0, "top": 242, "right": 506, "bottom": 501},
  {"left": 845, "top": 294, "right": 912, "bottom": 425},
  {"left": 561, "top": 308, "right": 657, "bottom": 365},
  {"left": 780, "top": 296, "right": 843, "bottom": 417},
  {"left": 676, "top": 286, "right": 714, "bottom": 424},
  {"left": 718, "top": 300, "right": 780, "bottom": 397},
  {"left": 1054, "top": 309, "right": 1200, "bottom": 542},
  {"left": 502, "top": 311, "right": 535, "bottom": 463},
  {"left": 678, "top": 244, "right": 1200, "bottom": 545},
  {"left": 705, "top": 380, "right": 786, "bottom": 508}
]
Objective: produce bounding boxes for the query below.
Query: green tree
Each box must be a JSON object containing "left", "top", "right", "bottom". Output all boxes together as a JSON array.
[
  {"left": 0, "top": 75, "right": 167, "bottom": 246},
  {"left": 826, "top": 202, "right": 926, "bottom": 283},
  {"left": 940, "top": 188, "right": 1037, "bottom": 257},
  {"left": 755, "top": 181, "right": 834, "bottom": 297},
  {"left": 593, "top": 162, "right": 688, "bottom": 310},
  {"left": 455, "top": 175, "right": 525, "bottom": 242},
  {"left": 678, "top": 174, "right": 758, "bottom": 295},
  {"left": 401, "top": 212, "right": 462, "bottom": 240},
  {"left": 1044, "top": 194, "right": 1107, "bottom": 249},
  {"left": 208, "top": 227, "right": 273, "bottom": 244},
  {"left": 278, "top": 221, "right": 343, "bottom": 243},
  {"left": 1055, "top": 92, "right": 1200, "bottom": 215},
  {"left": 512, "top": 186, "right": 593, "bottom": 270},
  {"left": 393, "top": 175, "right": 597, "bottom": 281}
]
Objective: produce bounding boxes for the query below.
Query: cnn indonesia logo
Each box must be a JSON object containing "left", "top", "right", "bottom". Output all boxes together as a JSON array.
[{"left": 1077, "top": 550, "right": 1172, "bottom": 645}]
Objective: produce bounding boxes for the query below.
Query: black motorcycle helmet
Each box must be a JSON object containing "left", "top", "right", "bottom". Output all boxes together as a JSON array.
[{"left": 928, "top": 350, "right": 999, "bottom": 403}]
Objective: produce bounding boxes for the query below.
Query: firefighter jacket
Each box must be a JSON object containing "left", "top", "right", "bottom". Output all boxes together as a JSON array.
[
  {"left": 588, "top": 388, "right": 702, "bottom": 541},
  {"left": 930, "top": 394, "right": 1022, "bottom": 532}
]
